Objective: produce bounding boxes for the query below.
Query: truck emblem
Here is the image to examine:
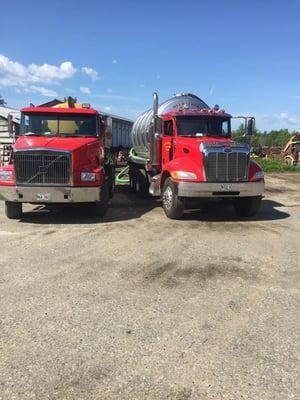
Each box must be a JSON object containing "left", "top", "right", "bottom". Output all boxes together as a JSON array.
[
  {"left": 38, "top": 165, "right": 48, "bottom": 174},
  {"left": 223, "top": 145, "right": 232, "bottom": 152}
]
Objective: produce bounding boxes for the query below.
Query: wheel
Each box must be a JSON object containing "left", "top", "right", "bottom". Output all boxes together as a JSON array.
[
  {"left": 129, "top": 168, "right": 137, "bottom": 193},
  {"left": 108, "top": 174, "right": 115, "bottom": 198},
  {"left": 135, "top": 169, "right": 149, "bottom": 198},
  {"left": 5, "top": 201, "right": 23, "bottom": 219},
  {"left": 92, "top": 181, "right": 109, "bottom": 216},
  {"left": 233, "top": 196, "right": 262, "bottom": 217},
  {"left": 162, "top": 178, "right": 185, "bottom": 219}
]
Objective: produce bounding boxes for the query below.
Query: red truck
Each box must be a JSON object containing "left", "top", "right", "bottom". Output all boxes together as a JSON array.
[
  {"left": 129, "top": 93, "right": 264, "bottom": 219},
  {"left": 0, "top": 98, "right": 115, "bottom": 219}
]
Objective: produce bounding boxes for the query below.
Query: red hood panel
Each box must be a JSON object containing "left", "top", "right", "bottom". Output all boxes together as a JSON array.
[{"left": 15, "top": 136, "right": 98, "bottom": 152}]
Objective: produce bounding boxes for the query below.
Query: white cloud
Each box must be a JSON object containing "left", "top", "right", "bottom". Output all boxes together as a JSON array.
[
  {"left": 95, "top": 93, "right": 142, "bottom": 103},
  {"left": 0, "top": 54, "right": 76, "bottom": 87},
  {"left": 80, "top": 86, "right": 91, "bottom": 95},
  {"left": 104, "top": 106, "right": 112, "bottom": 112},
  {"left": 272, "top": 112, "right": 297, "bottom": 125},
  {"left": 81, "top": 67, "right": 99, "bottom": 81},
  {"left": 15, "top": 85, "right": 57, "bottom": 97},
  {"left": 106, "top": 88, "right": 113, "bottom": 93},
  {"left": 112, "top": 60, "right": 117, "bottom": 64}
]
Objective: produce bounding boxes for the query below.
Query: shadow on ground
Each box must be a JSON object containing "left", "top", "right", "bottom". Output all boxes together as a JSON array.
[
  {"left": 19, "top": 185, "right": 289, "bottom": 224},
  {"left": 19, "top": 185, "right": 159, "bottom": 225},
  {"left": 183, "top": 199, "right": 290, "bottom": 222}
]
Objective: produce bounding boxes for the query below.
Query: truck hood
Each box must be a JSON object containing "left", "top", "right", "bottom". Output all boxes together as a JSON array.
[{"left": 14, "top": 136, "right": 98, "bottom": 152}]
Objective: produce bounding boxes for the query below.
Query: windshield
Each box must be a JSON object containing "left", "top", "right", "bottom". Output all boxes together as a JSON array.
[
  {"left": 20, "top": 113, "right": 97, "bottom": 137},
  {"left": 176, "top": 116, "right": 231, "bottom": 138}
]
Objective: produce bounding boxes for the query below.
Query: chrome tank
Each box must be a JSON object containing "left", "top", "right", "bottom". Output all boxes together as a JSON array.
[{"left": 131, "top": 93, "right": 209, "bottom": 159}]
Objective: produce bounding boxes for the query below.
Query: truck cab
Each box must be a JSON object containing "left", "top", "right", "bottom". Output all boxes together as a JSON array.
[
  {"left": 129, "top": 93, "right": 264, "bottom": 219},
  {"left": 0, "top": 100, "right": 115, "bottom": 219}
]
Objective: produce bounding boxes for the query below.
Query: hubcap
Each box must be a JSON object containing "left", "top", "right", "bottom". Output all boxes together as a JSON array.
[{"left": 163, "top": 186, "right": 173, "bottom": 210}]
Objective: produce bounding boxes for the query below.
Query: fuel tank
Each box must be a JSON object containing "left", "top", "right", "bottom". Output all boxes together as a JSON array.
[{"left": 131, "top": 93, "right": 209, "bottom": 159}]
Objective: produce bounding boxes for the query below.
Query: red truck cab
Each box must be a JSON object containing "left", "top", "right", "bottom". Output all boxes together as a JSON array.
[
  {"left": 0, "top": 102, "right": 115, "bottom": 219},
  {"left": 129, "top": 93, "right": 264, "bottom": 219}
]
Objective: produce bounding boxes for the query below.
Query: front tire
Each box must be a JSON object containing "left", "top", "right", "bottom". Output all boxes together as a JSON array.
[
  {"left": 162, "top": 178, "right": 185, "bottom": 219},
  {"left": 92, "top": 181, "right": 109, "bottom": 216},
  {"left": 233, "top": 196, "right": 262, "bottom": 217},
  {"left": 5, "top": 201, "right": 23, "bottom": 219}
]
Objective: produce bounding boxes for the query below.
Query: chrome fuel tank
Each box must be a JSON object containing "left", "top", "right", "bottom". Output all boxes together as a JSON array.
[{"left": 131, "top": 93, "right": 209, "bottom": 159}]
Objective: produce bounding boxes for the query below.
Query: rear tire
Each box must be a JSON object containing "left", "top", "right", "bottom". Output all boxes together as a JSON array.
[
  {"left": 5, "top": 201, "right": 23, "bottom": 219},
  {"left": 162, "top": 178, "right": 185, "bottom": 219},
  {"left": 233, "top": 196, "right": 262, "bottom": 217},
  {"left": 108, "top": 174, "right": 115, "bottom": 198},
  {"left": 129, "top": 167, "right": 137, "bottom": 193},
  {"left": 135, "top": 169, "right": 149, "bottom": 198}
]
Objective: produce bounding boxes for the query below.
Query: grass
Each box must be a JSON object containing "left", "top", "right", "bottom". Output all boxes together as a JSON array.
[{"left": 253, "top": 157, "right": 300, "bottom": 173}]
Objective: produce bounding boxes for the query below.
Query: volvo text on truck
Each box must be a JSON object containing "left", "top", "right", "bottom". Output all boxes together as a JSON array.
[
  {"left": 128, "top": 93, "right": 264, "bottom": 219},
  {"left": 0, "top": 97, "right": 116, "bottom": 219}
]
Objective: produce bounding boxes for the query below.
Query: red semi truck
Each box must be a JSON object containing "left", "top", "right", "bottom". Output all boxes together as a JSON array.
[
  {"left": 0, "top": 98, "right": 115, "bottom": 219},
  {"left": 129, "top": 93, "right": 264, "bottom": 219}
]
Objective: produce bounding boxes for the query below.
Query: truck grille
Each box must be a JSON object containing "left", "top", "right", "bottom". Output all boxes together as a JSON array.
[
  {"left": 202, "top": 143, "right": 249, "bottom": 182},
  {"left": 14, "top": 150, "right": 71, "bottom": 186}
]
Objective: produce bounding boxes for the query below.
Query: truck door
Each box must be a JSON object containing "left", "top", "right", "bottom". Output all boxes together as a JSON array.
[{"left": 162, "top": 119, "right": 174, "bottom": 165}]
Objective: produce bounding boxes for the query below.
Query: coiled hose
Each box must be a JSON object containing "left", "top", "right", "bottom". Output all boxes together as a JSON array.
[{"left": 115, "top": 148, "right": 146, "bottom": 185}]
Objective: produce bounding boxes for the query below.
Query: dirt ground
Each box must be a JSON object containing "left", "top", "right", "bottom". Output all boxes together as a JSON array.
[{"left": 0, "top": 174, "right": 299, "bottom": 400}]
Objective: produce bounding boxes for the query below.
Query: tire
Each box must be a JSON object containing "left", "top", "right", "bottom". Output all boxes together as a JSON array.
[
  {"left": 108, "top": 174, "right": 115, "bottom": 198},
  {"left": 233, "top": 196, "right": 262, "bottom": 217},
  {"left": 135, "top": 169, "right": 149, "bottom": 198},
  {"left": 5, "top": 201, "right": 23, "bottom": 219},
  {"left": 129, "top": 168, "right": 137, "bottom": 193},
  {"left": 92, "top": 181, "right": 109, "bottom": 217},
  {"left": 162, "top": 178, "right": 185, "bottom": 219}
]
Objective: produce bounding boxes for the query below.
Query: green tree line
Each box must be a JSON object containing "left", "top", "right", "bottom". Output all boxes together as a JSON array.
[{"left": 232, "top": 124, "right": 300, "bottom": 147}]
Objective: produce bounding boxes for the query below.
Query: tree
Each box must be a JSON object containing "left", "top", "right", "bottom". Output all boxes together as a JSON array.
[{"left": 0, "top": 94, "right": 6, "bottom": 106}]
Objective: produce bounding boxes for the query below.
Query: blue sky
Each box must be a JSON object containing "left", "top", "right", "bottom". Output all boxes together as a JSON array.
[{"left": 1, "top": 0, "right": 300, "bottom": 131}]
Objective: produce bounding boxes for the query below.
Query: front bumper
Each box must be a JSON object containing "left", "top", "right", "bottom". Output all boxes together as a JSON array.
[
  {"left": 177, "top": 181, "right": 264, "bottom": 198},
  {"left": 0, "top": 186, "right": 101, "bottom": 203}
]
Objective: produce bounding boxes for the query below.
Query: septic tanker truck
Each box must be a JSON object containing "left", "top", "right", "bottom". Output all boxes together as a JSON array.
[
  {"left": 0, "top": 97, "right": 115, "bottom": 219},
  {"left": 128, "top": 93, "right": 264, "bottom": 219}
]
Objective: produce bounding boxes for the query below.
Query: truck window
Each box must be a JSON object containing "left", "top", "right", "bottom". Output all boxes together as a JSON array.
[
  {"left": 20, "top": 113, "right": 97, "bottom": 137},
  {"left": 176, "top": 116, "right": 231, "bottom": 138},
  {"left": 164, "top": 120, "right": 173, "bottom": 136}
]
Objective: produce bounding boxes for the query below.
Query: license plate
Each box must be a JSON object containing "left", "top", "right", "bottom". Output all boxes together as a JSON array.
[
  {"left": 220, "top": 184, "right": 232, "bottom": 191},
  {"left": 36, "top": 193, "right": 51, "bottom": 201}
]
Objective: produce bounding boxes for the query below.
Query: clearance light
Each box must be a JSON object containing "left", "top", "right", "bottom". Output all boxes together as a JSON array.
[
  {"left": 0, "top": 170, "right": 13, "bottom": 181},
  {"left": 171, "top": 171, "right": 197, "bottom": 180},
  {"left": 82, "top": 103, "right": 91, "bottom": 109}
]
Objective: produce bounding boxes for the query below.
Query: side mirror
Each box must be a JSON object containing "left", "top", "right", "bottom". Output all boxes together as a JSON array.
[
  {"left": 7, "top": 114, "right": 14, "bottom": 137},
  {"left": 247, "top": 118, "right": 255, "bottom": 136}
]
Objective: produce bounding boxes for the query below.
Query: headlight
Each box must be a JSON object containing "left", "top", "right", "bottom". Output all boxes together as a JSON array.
[
  {"left": 254, "top": 170, "right": 264, "bottom": 180},
  {"left": 81, "top": 172, "right": 96, "bottom": 182},
  {"left": 0, "top": 170, "right": 13, "bottom": 181},
  {"left": 171, "top": 171, "right": 197, "bottom": 180}
]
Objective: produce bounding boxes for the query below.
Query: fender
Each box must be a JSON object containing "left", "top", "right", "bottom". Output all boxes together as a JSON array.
[{"left": 162, "top": 156, "right": 205, "bottom": 183}]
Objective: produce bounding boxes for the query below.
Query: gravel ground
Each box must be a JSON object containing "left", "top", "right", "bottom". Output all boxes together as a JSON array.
[{"left": 0, "top": 173, "right": 299, "bottom": 400}]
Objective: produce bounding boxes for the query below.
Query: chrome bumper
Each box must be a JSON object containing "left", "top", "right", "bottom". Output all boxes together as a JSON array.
[
  {"left": 177, "top": 181, "right": 264, "bottom": 198},
  {"left": 0, "top": 186, "right": 101, "bottom": 203}
]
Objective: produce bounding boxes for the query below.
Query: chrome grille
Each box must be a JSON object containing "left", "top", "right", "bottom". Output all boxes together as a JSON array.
[
  {"left": 14, "top": 150, "right": 71, "bottom": 186},
  {"left": 202, "top": 143, "right": 249, "bottom": 182}
]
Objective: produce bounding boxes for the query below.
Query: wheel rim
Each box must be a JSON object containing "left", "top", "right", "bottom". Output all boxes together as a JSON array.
[{"left": 163, "top": 186, "right": 173, "bottom": 210}]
